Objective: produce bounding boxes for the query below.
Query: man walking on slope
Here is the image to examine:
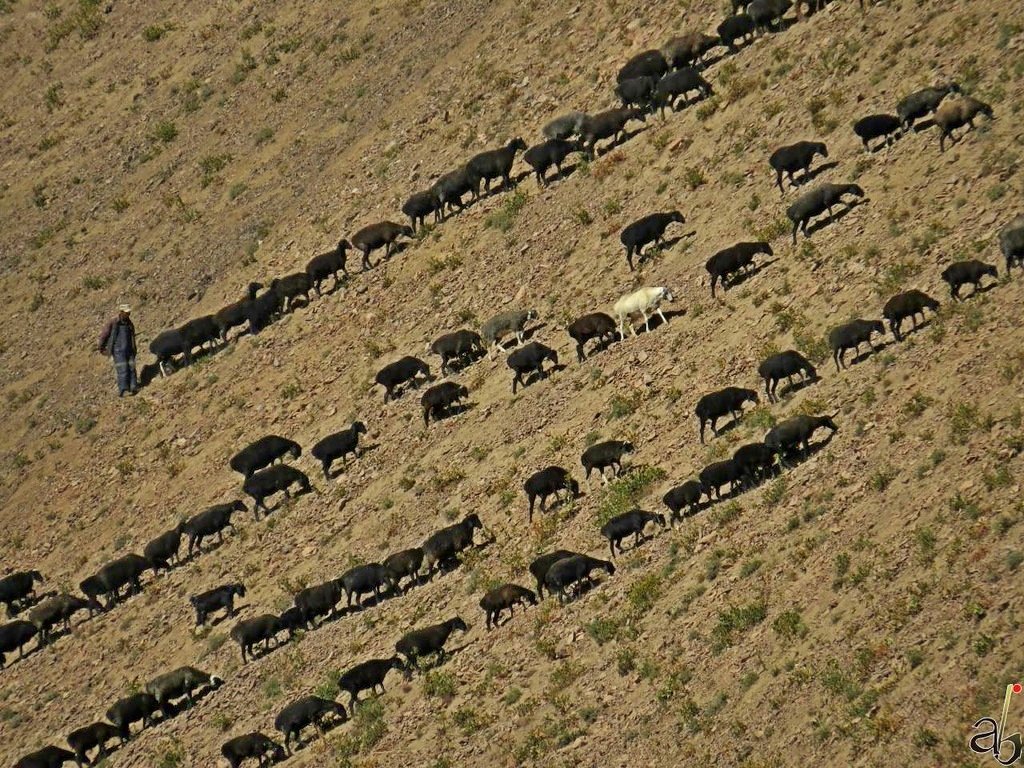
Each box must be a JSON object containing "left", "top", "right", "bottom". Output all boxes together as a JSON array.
[{"left": 98, "top": 304, "right": 139, "bottom": 396}]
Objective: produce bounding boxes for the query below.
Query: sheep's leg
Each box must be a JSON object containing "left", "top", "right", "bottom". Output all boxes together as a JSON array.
[
  {"left": 656, "top": 307, "right": 668, "bottom": 326},
  {"left": 641, "top": 310, "right": 650, "bottom": 332}
]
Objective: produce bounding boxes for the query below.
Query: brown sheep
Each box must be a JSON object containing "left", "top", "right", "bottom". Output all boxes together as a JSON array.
[{"left": 934, "top": 96, "right": 993, "bottom": 151}]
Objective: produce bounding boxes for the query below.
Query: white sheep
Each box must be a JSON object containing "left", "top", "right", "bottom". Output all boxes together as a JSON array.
[
  {"left": 480, "top": 309, "right": 538, "bottom": 359},
  {"left": 612, "top": 287, "right": 674, "bottom": 337}
]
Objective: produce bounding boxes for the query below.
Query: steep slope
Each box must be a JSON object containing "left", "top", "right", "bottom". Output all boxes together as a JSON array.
[{"left": 1, "top": 0, "right": 1023, "bottom": 766}]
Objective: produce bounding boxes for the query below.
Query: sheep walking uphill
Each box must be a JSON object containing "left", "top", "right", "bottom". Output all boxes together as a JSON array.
[
  {"left": 351, "top": 221, "right": 413, "bottom": 270},
  {"left": 341, "top": 563, "right": 397, "bottom": 608},
  {"left": 581, "top": 440, "right": 634, "bottom": 486},
  {"left": 305, "top": 240, "right": 351, "bottom": 295},
  {"left": 529, "top": 550, "right": 583, "bottom": 598},
  {"left": 221, "top": 733, "right": 286, "bottom": 768},
  {"left": 144, "top": 524, "right": 185, "bottom": 574},
  {"left": 1001, "top": 215, "right": 1024, "bottom": 273},
  {"left": 375, "top": 356, "right": 431, "bottom": 402},
  {"left": 524, "top": 138, "right": 578, "bottom": 186},
  {"left": 700, "top": 458, "right": 743, "bottom": 500},
  {"left": 481, "top": 308, "right": 537, "bottom": 358},
  {"left": 421, "top": 382, "right": 469, "bottom": 426},
  {"left": 717, "top": 14, "right": 755, "bottom": 51},
  {"left": 105, "top": 692, "right": 162, "bottom": 739},
  {"left": 190, "top": 583, "right": 246, "bottom": 626},
  {"left": 621, "top": 211, "right": 685, "bottom": 270},
  {"left": 383, "top": 548, "right": 424, "bottom": 594},
  {"left": 545, "top": 555, "right": 615, "bottom": 604},
  {"left": 662, "top": 31, "right": 720, "bottom": 68},
  {"left": 480, "top": 584, "right": 537, "bottom": 629},
  {"left": 828, "top": 319, "right": 885, "bottom": 370},
  {"left": 613, "top": 286, "right": 674, "bottom": 337},
  {"left": 294, "top": 580, "right": 344, "bottom": 628},
  {"left": 149, "top": 329, "right": 191, "bottom": 376},
  {"left": 524, "top": 466, "right": 579, "bottom": 522},
  {"left": 311, "top": 421, "right": 367, "bottom": 478},
  {"left": 230, "top": 435, "right": 302, "bottom": 479},
  {"left": 765, "top": 414, "right": 838, "bottom": 466},
  {"left": 769, "top": 141, "right": 828, "bottom": 192},
  {"left": 146, "top": 666, "right": 223, "bottom": 715},
  {"left": 654, "top": 68, "right": 713, "bottom": 116},
  {"left": 733, "top": 442, "right": 778, "bottom": 489},
  {"left": 941, "top": 260, "right": 998, "bottom": 300},
  {"left": 468, "top": 138, "right": 528, "bottom": 195},
  {"left": 786, "top": 183, "right": 865, "bottom": 243},
  {"left": 0, "top": 620, "right": 38, "bottom": 667},
  {"left": 243, "top": 464, "right": 311, "bottom": 516},
  {"left": 748, "top": 0, "right": 792, "bottom": 33},
  {"left": 421, "top": 513, "right": 483, "bottom": 578},
  {"left": 395, "top": 617, "right": 469, "bottom": 677},
  {"left": 883, "top": 289, "right": 940, "bottom": 341},
  {"left": 706, "top": 242, "right": 772, "bottom": 297},
  {"left": 430, "top": 329, "right": 484, "bottom": 374},
  {"left": 853, "top": 114, "right": 902, "bottom": 151},
  {"left": 12, "top": 746, "right": 78, "bottom": 768},
  {"left": 600, "top": 510, "right": 666, "bottom": 557},
  {"left": 758, "top": 350, "right": 817, "bottom": 402},
  {"left": 508, "top": 341, "right": 558, "bottom": 394},
  {"left": 616, "top": 50, "right": 668, "bottom": 83},
  {"left": 214, "top": 282, "right": 263, "bottom": 342},
  {"left": 66, "top": 722, "right": 125, "bottom": 766},
  {"left": 338, "top": 657, "right": 404, "bottom": 713},
  {"left": 182, "top": 501, "right": 246, "bottom": 557},
  {"left": 567, "top": 312, "right": 618, "bottom": 362},
  {"left": 230, "top": 613, "right": 285, "bottom": 663},
  {"left": 0, "top": 570, "right": 43, "bottom": 616},
  {"left": 695, "top": 387, "right": 759, "bottom": 443},
  {"left": 580, "top": 107, "right": 646, "bottom": 157},
  {"left": 615, "top": 76, "right": 658, "bottom": 113},
  {"left": 432, "top": 167, "right": 480, "bottom": 216},
  {"left": 275, "top": 696, "right": 347, "bottom": 754},
  {"left": 897, "top": 83, "right": 960, "bottom": 129},
  {"left": 272, "top": 272, "right": 313, "bottom": 313},
  {"left": 542, "top": 111, "right": 588, "bottom": 141},
  {"left": 402, "top": 189, "right": 442, "bottom": 232},
  {"left": 934, "top": 96, "right": 993, "bottom": 151},
  {"left": 662, "top": 481, "right": 703, "bottom": 523}
]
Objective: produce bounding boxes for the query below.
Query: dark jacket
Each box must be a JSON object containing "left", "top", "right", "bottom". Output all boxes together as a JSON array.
[{"left": 99, "top": 317, "right": 137, "bottom": 358}]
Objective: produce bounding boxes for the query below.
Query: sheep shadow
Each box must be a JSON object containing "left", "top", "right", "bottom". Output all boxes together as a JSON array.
[
  {"left": 777, "top": 431, "right": 837, "bottom": 470},
  {"left": 953, "top": 282, "right": 998, "bottom": 301},
  {"left": 428, "top": 402, "right": 475, "bottom": 426},
  {"left": 839, "top": 338, "right": 895, "bottom": 369},
  {"left": 514, "top": 363, "right": 568, "bottom": 391},
  {"left": 547, "top": 161, "right": 583, "bottom": 185},
  {"left": 696, "top": 51, "right": 729, "bottom": 70},
  {"left": 630, "top": 308, "right": 687, "bottom": 335},
  {"left": 718, "top": 258, "right": 779, "bottom": 293},
  {"left": 790, "top": 161, "right": 841, "bottom": 189},
  {"left": 772, "top": 373, "right": 820, "bottom": 401},
  {"left": 803, "top": 199, "right": 866, "bottom": 238},
  {"left": 865, "top": 134, "right": 905, "bottom": 154},
  {"left": 259, "top": 486, "right": 315, "bottom": 516},
  {"left": 285, "top": 714, "right": 348, "bottom": 754},
  {"left": 595, "top": 126, "right": 647, "bottom": 156},
  {"left": 204, "top": 605, "right": 248, "bottom": 629}
]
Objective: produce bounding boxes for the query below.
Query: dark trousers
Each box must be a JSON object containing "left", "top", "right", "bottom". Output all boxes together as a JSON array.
[{"left": 113, "top": 355, "right": 138, "bottom": 395}]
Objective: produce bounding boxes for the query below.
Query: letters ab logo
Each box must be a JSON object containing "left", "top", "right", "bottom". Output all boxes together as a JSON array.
[{"left": 971, "top": 683, "right": 1024, "bottom": 765}]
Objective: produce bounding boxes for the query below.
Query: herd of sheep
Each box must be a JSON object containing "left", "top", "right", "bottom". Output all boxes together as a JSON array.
[{"left": 8, "top": 0, "right": 1024, "bottom": 765}]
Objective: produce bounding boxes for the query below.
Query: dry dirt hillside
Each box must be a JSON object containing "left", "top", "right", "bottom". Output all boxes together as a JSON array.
[{"left": 2, "top": 0, "right": 1024, "bottom": 765}]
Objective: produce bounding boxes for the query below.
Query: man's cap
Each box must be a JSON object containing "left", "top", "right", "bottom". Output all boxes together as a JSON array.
[{"left": 118, "top": 303, "right": 131, "bottom": 313}]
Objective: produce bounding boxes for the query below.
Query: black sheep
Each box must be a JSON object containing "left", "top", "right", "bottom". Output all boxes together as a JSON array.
[
  {"left": 580, "top": 440, "right": 634, "bottom": 486},
  {"left": 182, "top": 501, "right": 246, "bottom": 557},
  {"left": 853, "top": 114, "right": 902, "bottom": 151},
  {"left": 508, "top": 341, "right": 558, "bottom": 394},
  {"left": 230, "top": 614, "right": 284, "bottom": 663},
  {"left": 215, "top": 282, "right": 264, "bottom": 342},
  {"left": 305, "top": 240, "right": 351, "bottom": 295},
  {"left": 12, "top": 746, "right": 77, "bottom": 768},
  {"left": 402, "top": 189, "right": 443, "bottom": 231},
  {"left": 748, "top": 0, "right": 792, "bottom": 33},
  {"left": 882, "top": 289, "right": 940, "bottom": 341},
  {"left": 528, "top": 550, "right": 581, "bottom": 597},
  {"left": 579, "top": 107, "right": 646, "bottom": 158},
  {"left": 338, "top": 657, "right": 404, "bottom": 712},
  {"left": 621, "top": 211, "right": 685, "bottom": 270},
  {"left": 786, "top": 183, "right": 865, "bottom": 243},
  {"left": 190, "top": 583, "right": 246, "bottom": 626},
  {"left": 732, "top": 442, "right": 777, "bottom": 489},
  {"left": 699, "top": 459, "right": 742, "bottom": 500},
  {"left": 146, "top": 666, "right": 223, "bottom": 715},
  {"left": 95, "top": 554, "right": 149, "bottom": 608},
  {"left": 758, "top": 350, "right": 817, "bottom": 402},
  {"left": 615, "top": 76, "right": 658, "bottom": 113},
  {"left": 273, "top": 272, "right": 314, "bottom": 312},
  {"left": 143, "top": 523, "right": 185, "bottom": 574},
  {"left": 479, "top": 584, "right": 537, "bottom": 629},
  {"left": 422, "top": 513, "right": 483, "bottom": 578},
  {"left": 149, "top": 329, "right": 192, "bottom": 376},
  {"left": 106, "top": 692, "right": 161, "bottom": 739},
  {"left": 243, "top": 464, "right": 312, "bottom": 517},
  {"left": 295, "top": 580, "right": 344, "bottom": 628},
  {"left": 566, "top": 312, "right": 618, "bottom": 362},
  {"left": 706, "top": 241, "right": 773, "bottom": 297},
  {"left": 432, "top": 167, "right": 481, "bottom": 216},
  {"left": 341, "top": 563, "right": 396, "bottom": 608},
  {"left": 351, "top": 221, "right": 413, "bottom": 270},
  {"left": 941, "top": 260, "right": 998, "bottom": 300},
  {"left": 382, "top": 548, "right": 424, "bottom": 593},
  {"left": 375, "top": 356, "right": 431, "bottom": 402},
  {"left": 1001, "top": 215, "right": 1024, "bottom": 273},
  {"left": 828, "top": 319, "right": 885, "bottom": 370},
  {"left": 769, "top": 141, "right": 828, "bottom": 193},
  {"left": 467, "top": 137, "right": 528, "bottom": 194},
  {"left": 178, "top": 315, "right": 221, "bottom": 357},
  {"left": 616, "top": 49, "right": 669, "bottom": 83},
  {"left": 421, "top": 382, "right": 469, "bottom": 426},
  {"left": 274, "top": 696, "right": 347, "bottom": 754},
  {"left": 79, "top": 575, "right": 106, "bottom": 616},
  {"left": 662, "top": 481, "right": 703, "bottom": 523},
  {"left": 600, "top": 510, "right": 666, "bottom": 557},
  {"left": 765, "top": 414, "right": 838, "bottom": 465},
  {"left": 395, "top": 616, "right": 468, "bottom": 677},
  {"left": 654, "top": 68, "right": 713, "bottom": 116},
  {"left": 524, "top": 466, "right": 579, "bottom": 522},
  {"left": 246, "top": 282, "right": 283, "bottom": 334},
  {"left": 523, "top": 138, "right": 578, "bottom": 186},
  {"left": 695, "top": 387, "right": 759, "bottom": 443},
  {"left": 896, "top": 83, "right": 960, "bottom": 130},
  {"left": 544, "top": 555, "right": 615, "bottom": 604},
  {"left": 277, "top": 607, "right": 304, "bottom": 640},
  {"left": 230, "top": 435, "right": 302, "bottom": 479},
  {"left": 29, "top": 594, "right": 88, "bottom": 645},
  {"left": 717, "top": 14, "right": 755, "bottom": 50},
  {"left": 221, "top": 733, "right": 286, "bottom": 768},
  {"left": 0, "top": 570, "right": 43, "bottom": 616},
  {"left": 311, "top": 421, "right": 367, "bottom": 479},
  {"left": 66, "top": 722, "right": 124, "bottom": 766},
  {"left": 0, "top": 620, "right": 37, "bottom": 667},
  {"left": 430, "top": 329, "right": 484, "bottom": 374}
]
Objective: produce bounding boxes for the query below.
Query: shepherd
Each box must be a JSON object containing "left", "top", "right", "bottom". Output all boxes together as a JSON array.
[{"left": 98, "top": 303, "right": 138, "bottom": 396}]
